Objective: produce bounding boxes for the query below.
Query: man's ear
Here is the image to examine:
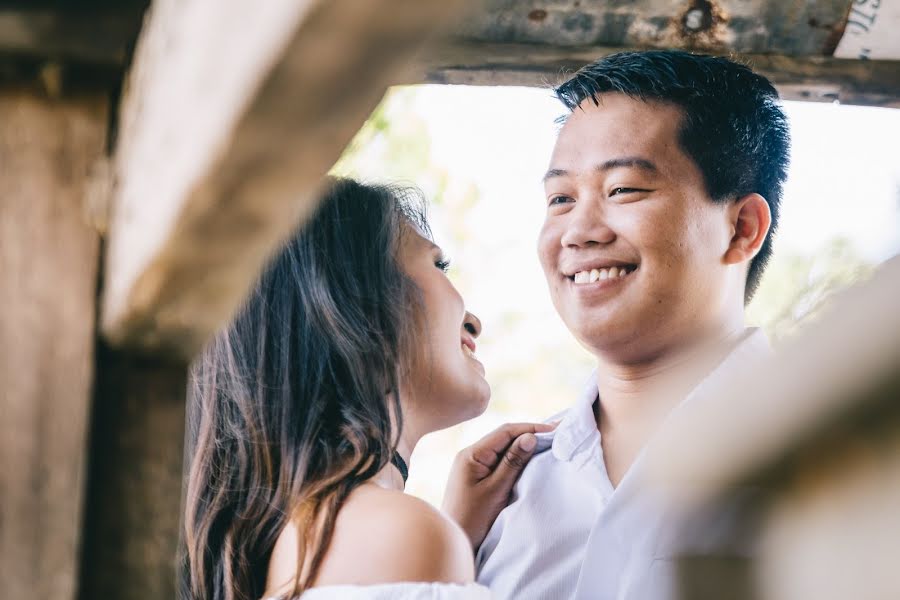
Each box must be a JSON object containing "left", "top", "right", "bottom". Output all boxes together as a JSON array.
[{"left": 724, "top": 193, "right": 771, "bottom": 265}]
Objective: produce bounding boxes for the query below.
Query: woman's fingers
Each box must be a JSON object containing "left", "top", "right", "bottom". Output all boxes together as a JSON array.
[
  {"left": 442, "top": 424, "right": 556, "bottom": 551},
  {"left": 489, "top": 432, "right": 538, "bottom": 489},
  {"left": 467, "top": 422, "right": 557, "bottom": 472}
]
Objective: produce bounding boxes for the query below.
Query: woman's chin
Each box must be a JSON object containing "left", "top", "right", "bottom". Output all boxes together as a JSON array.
[
  {"left": 446, "top": 383, "right": 492, "bottom": 426},
  {"left": 469, "top": 381, "right": 492, "bottom": 419}
]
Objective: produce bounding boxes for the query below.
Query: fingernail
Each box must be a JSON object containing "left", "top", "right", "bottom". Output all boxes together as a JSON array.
[{"left": 520, "top": 433, "right": 536, "bottom": 452}]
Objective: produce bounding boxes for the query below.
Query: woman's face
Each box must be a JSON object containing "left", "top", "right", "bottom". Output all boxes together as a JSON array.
[{"left": 397, "top": 225, "right": 491, "bottom": 432}]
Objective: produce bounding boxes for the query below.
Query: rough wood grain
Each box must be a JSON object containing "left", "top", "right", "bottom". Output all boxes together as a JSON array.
[
  {"left": 101, "top": 0, "right": 470, "bottom": 357},
  {"left": 452, "top": 0, "right": 854, "bottom": 57},
  {"left": 0, "top": 89, "right": 106, "bottom": 600}
]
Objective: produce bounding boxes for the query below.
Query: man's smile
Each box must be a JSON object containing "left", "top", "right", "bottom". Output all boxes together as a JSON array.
[{"left": 568, "top": 264, "right": 638, "bottom": 284}]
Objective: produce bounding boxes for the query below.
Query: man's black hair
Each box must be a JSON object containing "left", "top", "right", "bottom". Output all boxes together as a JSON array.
[{"left": 555, "top": 50, "right": 791, "bottom": 302}]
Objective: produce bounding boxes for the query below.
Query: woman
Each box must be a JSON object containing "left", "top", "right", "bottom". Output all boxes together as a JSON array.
[{"left": 183, "top": 178, "right": 548, "bottom": 600}]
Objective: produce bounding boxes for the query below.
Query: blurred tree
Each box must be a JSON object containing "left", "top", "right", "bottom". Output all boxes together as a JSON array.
[{"left": 749, "top": 237, "right": 876, "bottom": 343}]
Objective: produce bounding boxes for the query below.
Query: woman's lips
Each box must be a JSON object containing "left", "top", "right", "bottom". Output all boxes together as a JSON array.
[{"left": 461, "top": 336, "right": 483, "bottom": 372}]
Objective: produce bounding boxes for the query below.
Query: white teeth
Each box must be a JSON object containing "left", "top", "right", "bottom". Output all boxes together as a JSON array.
[
  {"left": 572, "top": 266, "right": 636, "bottom": 283},
  {"left": 462, "top": 345, "right": 476, "bottom": 359}
]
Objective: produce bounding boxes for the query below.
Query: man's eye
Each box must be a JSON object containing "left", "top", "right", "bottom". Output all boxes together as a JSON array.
[
  {"left": 549, "top": 195, "right": 574, "bottom": 206},
  {"left": 609, "top": 187, "right": 645, "bottom": 197}
]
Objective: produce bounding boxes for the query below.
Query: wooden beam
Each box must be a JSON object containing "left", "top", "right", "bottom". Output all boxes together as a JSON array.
[
  {"left": 451, "top": 0, "right": 854, "bottom": 58},
  {"left": 101, "top": 0, "right": 470, "bottom": 357},
  {"left": 417, "top": 41, "right": 900, "bottom": 108},
  {"left": 0, "top": 88, "right": 107, "bottom": 600}
]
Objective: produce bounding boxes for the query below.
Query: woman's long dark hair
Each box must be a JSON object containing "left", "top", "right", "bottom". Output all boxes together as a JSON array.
[{"left": 183, "top": 178, "right": 430, "bottom": 600}]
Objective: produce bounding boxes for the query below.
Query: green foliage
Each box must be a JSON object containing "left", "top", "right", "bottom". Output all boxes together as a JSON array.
[
  {"left": 332, "top": 87, "right": 437, "bottom": 195},
  {"left": 748, "top": 237, "right": 876, "bottom": 343}
]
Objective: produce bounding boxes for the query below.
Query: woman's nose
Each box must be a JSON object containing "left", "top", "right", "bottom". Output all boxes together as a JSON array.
[{"left": 463, "top": 311, "right": 482, "bottom": 339}]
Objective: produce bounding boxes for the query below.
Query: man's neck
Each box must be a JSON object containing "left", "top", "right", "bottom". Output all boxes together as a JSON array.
[{"left": 594, "top": 325, "right": 749, "bottom": 486}]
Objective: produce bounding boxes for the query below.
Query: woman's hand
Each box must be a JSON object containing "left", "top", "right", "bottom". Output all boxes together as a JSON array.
[{"left": 441, "top": 422, "right": 557, "bottom": 552}]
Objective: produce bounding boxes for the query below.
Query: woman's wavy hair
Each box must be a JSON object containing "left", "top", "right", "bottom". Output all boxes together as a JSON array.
[{"left": 182, "top": 178, "right": 430, "bottom": 600}]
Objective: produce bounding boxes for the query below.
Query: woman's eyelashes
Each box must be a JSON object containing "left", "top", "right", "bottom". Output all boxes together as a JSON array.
[{"left": 435, "top": 256, "right": 451, "bottom": 273}]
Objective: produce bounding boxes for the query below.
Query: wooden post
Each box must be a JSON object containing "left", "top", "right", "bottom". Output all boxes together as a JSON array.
[
  {"left": 0, "top": 87, "right": 107, "bottom": 600},
  {"left": 77, "top": 347, "right": 188, "bottom": 600}
]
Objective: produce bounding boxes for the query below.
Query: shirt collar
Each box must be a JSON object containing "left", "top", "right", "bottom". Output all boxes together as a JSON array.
[
  {"left": 546, "top": 327, "right": 772, "bottom": 463},
  {"left": 548, "top": 370, "right": 600, "bottom": 461}
]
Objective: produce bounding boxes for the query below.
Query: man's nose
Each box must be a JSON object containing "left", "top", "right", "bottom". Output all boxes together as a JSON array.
[{"left": 559, "top": 199, "right": 616, "bottom": 248}]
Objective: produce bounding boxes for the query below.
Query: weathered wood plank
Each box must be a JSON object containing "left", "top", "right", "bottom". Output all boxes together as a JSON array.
[
  {"left": 77, "top": 346, "right": 188, "bottom": 600},
  {"left": 641, "top": 260, "right": 900, "bottom": 600},
  {"left": 418, "top": 41, "right": 900, "bottom": 108},
  {"left": 0, "top": 89, "right": 107, "bottom": 600},
  {"left": 101, "top": 0, "right": 470, "bottom": 357},
  {"left": 646, "top": 256, "right": 900, "bottom": 505},
  {"left": 452, "top": 0, "right": 854, "bottom": 57}
]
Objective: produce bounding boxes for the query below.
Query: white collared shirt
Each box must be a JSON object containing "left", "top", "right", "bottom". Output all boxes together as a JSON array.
[{"left": 476, "top": 329, "right": 772, "bottom": 600}]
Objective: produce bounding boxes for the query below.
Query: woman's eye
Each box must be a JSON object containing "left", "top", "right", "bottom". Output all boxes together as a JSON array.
[
  {"left": 549, "top": 195, "right": 574, "bottom": 206},
  {"left": 435, "top": 259, "right": 451, "bottom": 273}
]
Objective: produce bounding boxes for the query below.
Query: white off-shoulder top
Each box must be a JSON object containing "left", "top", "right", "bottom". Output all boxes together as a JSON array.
[{"left": 266, "top": 582, "right": 491, "bottom": 599}]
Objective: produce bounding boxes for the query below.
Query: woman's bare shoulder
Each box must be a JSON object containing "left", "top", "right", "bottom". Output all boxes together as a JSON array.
[
  {"left": 265, "top": 485, "right": 475, "bottom": 596},
  {"left": 315, "top": 485, "right": 475, "bottom": 586}
]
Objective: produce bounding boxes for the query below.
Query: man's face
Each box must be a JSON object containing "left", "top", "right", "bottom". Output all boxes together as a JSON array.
[{"left": 538, "top": 93, "right": 737, "bottom": 360}]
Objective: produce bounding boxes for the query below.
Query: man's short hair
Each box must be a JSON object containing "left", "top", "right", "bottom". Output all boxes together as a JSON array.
[{"left": 555, "top": 50, "right": 791, "bottom": 302}]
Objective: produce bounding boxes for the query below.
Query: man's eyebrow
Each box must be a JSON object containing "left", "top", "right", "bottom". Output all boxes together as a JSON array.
[
  {"left": 542, "top": 168, "right": 568, "bottom": 183},
  {"left": 596, "top": 157, "right": 659, "bottom": 174},
  {"left": 543, "top": 157, "right": 659, "bottom": 183}
]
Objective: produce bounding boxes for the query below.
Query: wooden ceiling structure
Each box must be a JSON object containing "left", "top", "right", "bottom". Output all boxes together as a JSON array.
[{"left": 1, "top": 1, "right": 898, "bottom": 599}]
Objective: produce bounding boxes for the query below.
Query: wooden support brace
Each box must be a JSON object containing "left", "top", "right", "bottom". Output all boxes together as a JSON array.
[{"left": 101, "top": 0, "right": 471, "bottom": 358}]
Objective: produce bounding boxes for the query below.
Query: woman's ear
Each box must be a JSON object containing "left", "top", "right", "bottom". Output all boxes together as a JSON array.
[{"left": 724, "top": 193, "right": 771, "bottom": 265}]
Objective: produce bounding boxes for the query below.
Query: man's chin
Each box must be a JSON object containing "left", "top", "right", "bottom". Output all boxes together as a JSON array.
[{"left": 570, "top": 317, "right": 642, "bottom": 356}]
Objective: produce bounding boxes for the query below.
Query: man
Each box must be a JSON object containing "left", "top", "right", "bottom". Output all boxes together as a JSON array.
[{"left": 443, "top": 50, "right": 790, "bottom": 599}]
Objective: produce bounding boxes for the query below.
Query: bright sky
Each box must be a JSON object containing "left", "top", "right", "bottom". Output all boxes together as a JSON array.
[{"left": 346, "top": 85, "right": 900, "bottom": 505}]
